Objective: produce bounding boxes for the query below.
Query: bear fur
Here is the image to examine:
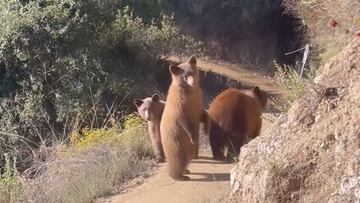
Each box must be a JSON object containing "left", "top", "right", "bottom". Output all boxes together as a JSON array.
[
  {"left": 160, "top": 56, "right": 205, "bottom": 181},
  {"left": 208, "top": 87, "right": 267, "bottom": 161},
  {"left": 134, "top": 94, "right": 165, "bottom": 163}
]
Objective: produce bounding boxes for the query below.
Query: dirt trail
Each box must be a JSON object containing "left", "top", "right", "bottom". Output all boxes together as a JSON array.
[
  {"left": 106, "top": 152, "right": 233, "bottom": 203},
  {"left": 100, "top": 58, "right": 283, "bottom": 203},
  {"left": 168, "top": 56, "right": 288, "bottom": 97},
  {"left": 101, "top": 119, "right": 272, "bottom": 203}
]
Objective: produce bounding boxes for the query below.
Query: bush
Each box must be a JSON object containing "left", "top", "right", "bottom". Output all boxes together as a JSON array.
[
  {"left": 119, "top": 123, "right": 153, "bottom": 159},
  {"left": 0, "top": 154, "right": 22, "bottom": 203},
  {"left": 0, "top": 0, "right": 199, "bottom": 172},
  {"left": 22, "top": 122, "right": 153, "bottom": 203},
  {"left": 272, "top": 62, "right": 312, "bottom": 112},
  {"left": 71, "top": 128, "right": 119, "bottom": 148},
  {"left": 164, "top": 0, "right": 302, "bottom": 72},
  {"left": 122, "top": 113, "right": 144, "bottom": 130}
]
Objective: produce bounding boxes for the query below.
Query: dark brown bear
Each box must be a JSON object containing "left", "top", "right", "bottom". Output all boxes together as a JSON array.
[{"left": 208, "top": 87, "right": 267, "bottom": 161}]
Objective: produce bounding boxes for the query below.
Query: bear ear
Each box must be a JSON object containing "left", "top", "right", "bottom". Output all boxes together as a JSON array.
[
  {"left": 151, "top": 94, "right": 160, "bottom": 102},
  {"left": 253, "top": 86, "right": 268, "bottom": 108},
  {"left": 169, "top": 65, "right": 183, "bottom": 76},
  {"left": 133, "top": 99, "right": 143, "bottom": 108},
  {"left": 187, "top": 55, "right": 197, "bottom": 65},
  {"left": 253, "top": 86, "right": 260, "bottom": 95}
]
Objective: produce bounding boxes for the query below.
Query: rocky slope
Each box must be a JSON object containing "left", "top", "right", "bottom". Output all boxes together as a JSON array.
[{"left": 230, "top": 40, "right": 360, "bottom": 202}]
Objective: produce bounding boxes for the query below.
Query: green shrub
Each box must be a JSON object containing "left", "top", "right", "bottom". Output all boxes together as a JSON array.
[
  {"left": 119, "top": 123, "right": 153, "bottom": 159},
  {"left": 0, "top": 154, "right": 22, "bottom": 203},
  {"left": 70, "top": 113, "right": 151, "bottom": 157},
  {"left": 72, "top": 128, "right": 119, "bottom": 148},
  {"left": 122, "top": 113, "right": 144, "bottom": 130},
  {"left": 0, "top": 0, "right": 199, "bottom": 172}
]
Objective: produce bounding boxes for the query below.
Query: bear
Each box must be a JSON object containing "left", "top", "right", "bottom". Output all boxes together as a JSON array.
[
  {"left": 160, "top": 55, "right": 205, "bottom": 181},
  {"left": 134, "top": 94, "right": 209, "bottom": 163},
  {"left": 134, "top": 94, "right": 165, "bottom": 163},
  {"left": 207, "top": 86, "right": 267, "bottom": 161}
]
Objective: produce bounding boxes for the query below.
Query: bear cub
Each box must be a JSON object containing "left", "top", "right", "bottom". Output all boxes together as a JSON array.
[{"left": 134, "top": 94, "right": 165, "bottom": 163}]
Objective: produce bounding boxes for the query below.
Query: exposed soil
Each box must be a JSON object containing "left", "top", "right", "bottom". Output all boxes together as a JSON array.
[{"left": 230, "top": 40, "right": 360, "bottom": 202}]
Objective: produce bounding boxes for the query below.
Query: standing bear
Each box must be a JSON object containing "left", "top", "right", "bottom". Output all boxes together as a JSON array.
[
  {"left": 208, "top": 87, "right": 267, "bottom": 161},
  {"left": 160, "top": 56, "right": 205, "bottom": 181},
  {"left": 134, "top": 94, "right": 165, "bottom": 163}
]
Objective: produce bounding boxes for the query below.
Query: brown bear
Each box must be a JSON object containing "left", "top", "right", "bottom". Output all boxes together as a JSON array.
[
  {"left": 208, "top": 87, "right": 267, "bottom": 161},
  {"left": 134, "top": 94, "right": 165, "bottom": 163},
  {"left": 160, "top": 55, "right": 205, "bottom": 181}
]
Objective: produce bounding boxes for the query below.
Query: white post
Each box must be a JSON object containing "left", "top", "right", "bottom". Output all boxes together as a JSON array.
[{"left": 300, "top": 44, "right": 310, "bottom": 78}]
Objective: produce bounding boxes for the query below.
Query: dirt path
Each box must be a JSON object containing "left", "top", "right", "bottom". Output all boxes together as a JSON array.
[
  {"left": 168, "top": 56, "right": 288, "bottom": 98},
  {"left": 99, "top": 58, "right": 282, "bottom": 203},
  {"left": 105, "top": 151, "right": 233, "bottom": 203},
  {"left": 100, "top": 118, "right": 272, "bottom": 203}
]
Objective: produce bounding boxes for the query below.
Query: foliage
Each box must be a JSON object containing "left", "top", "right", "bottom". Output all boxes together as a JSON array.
[
  {"left": 23, "top": 136, "right": 152, "bottom": 203},
  {"left": 0, "top": 0, "right": 198, "bottom": 172},
  {"left": 71, "top": 128, "right": 118, "bottom": 148},
  {"left": 165, "top": 0, "right": 282, "bottom": 27},
  {"left": 0, "top": 154, "right": 22, "bottom": 203},
  {"left": 163, "top": 0, "right": 301, "bottom": 70},
  {"left": 123, "top": 0, "right": 163, "bottom": 23},
  {"left": 122, "top": 113, "right": 144, "bottom": 130},
  {"left": 272, "top": 62, "right": 312, "bottom": 112},
  {"left": 119, "top": 122, "right": 152, "bottom": 158},
  {"left": 11, "top": 117, "right": 153, "bottom": 202},
  {"left": 69, "top": 114, "right": 151, "bottom": 157}
]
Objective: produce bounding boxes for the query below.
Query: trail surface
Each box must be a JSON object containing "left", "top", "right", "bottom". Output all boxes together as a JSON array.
[
  {"left": 100, "top": 58, "right": 282, "bottom": 203},
  {"left": 101, "top": 119, "right": 272, "bottom": 203},
  {"left": 107, "top": 152, "right": 234, "bottom": 203},
  {"left": 168, "top": 56, "right": 288, "bottom": 97}
]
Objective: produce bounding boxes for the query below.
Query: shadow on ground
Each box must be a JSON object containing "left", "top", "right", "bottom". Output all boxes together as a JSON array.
[{"left": 188, "top": 172, "right": 230, "bottom": 182}]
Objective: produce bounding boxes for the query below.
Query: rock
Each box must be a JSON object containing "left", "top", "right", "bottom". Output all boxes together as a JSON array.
[{"left": 230, "top": 40, "right": 360, "bottom": 202}]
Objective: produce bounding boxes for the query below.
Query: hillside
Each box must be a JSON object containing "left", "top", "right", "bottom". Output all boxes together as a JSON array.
[
  {"left": 1, "top": 0, "right": 358, "bottom": 202},
  {"left": 230, "top": 39, "right": 360, "bottom": 202}
]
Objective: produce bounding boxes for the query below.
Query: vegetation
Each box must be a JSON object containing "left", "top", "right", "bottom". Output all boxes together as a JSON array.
[
  {"left": 0, "top": 154, "right": 21, "bottom": 203},
  {"left": 22, "top": 123, "right": 153, "bottom": 203},
  {"left": 272, "top": 62, "right": 315, "bottom": 112},
  {"left": 0, "top": 0, "right": 198, "bottom": 171},
  {"left": 0, "top": 0, "right": 336, "bottom": 202},
  {"left": 283, "top": 0, "right": 360, "bottom": 64},
  {"left": 272, "top": 0, "right": 360, "bottom": 112},
  {"left": 164, "top": 0, "right": 302, "bottom": 70},
  {"left": 0, "top": 0, "right": 199, "bottom": 201}
]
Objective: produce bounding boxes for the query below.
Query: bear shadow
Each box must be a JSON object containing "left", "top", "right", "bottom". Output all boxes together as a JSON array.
[
  {"left": 188, "top": 172, "right": 230, "bottom": 182},
  {"left": 190, "top": 159, "right": 232, "bottom": 165}
]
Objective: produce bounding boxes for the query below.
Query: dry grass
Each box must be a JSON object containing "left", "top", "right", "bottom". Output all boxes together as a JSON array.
[
  {"left": 271, "top": 62, "right": 313, "bottom": 112},
  {"left": 230, "top": 39, "right": 360, "bottom": 202},
  {"left": 27, "top": 123, "right": 153, "bottom": 203},
  {"left": 283, "top": 0, "right": 360, "bottom": 65},
  {"left": 0, "top": 120, "right": 154, "bottom": 203},
  {"left": 23, "top": 146, "right": 151, "bottom": 203}
]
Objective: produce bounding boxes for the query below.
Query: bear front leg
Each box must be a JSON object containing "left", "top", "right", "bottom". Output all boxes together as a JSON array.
[
  {"left": 209, "top": 123, "right": 226, "bottom": 160},
  {"left": 179, "top": 116, "right": 200, "bottom": 159}
]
